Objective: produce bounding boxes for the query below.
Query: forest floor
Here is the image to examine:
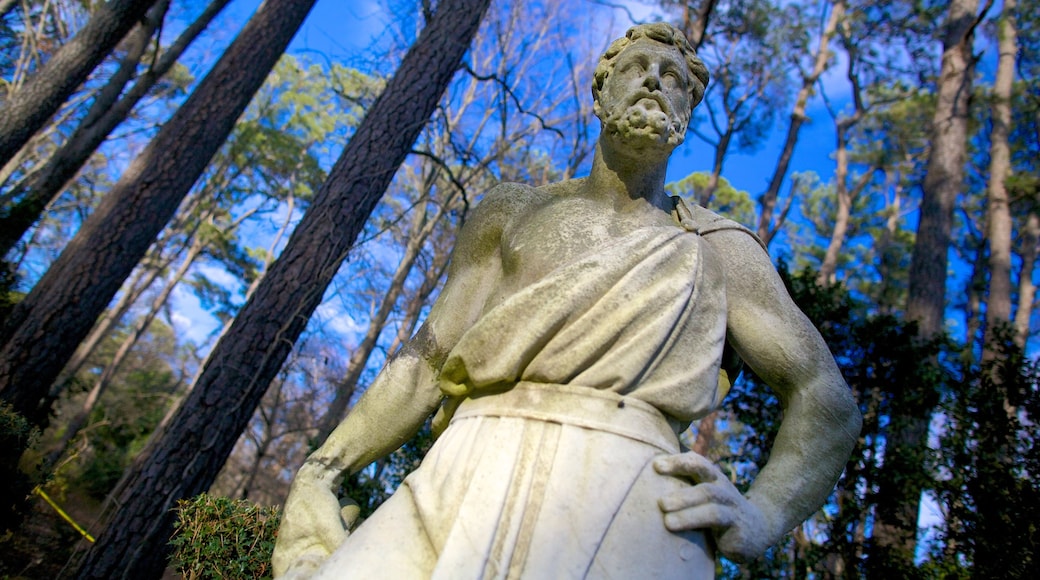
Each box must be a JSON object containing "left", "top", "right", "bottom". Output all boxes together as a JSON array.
[
  {"left": 1, "top": 488, "right": 94, "bottom": 579},
  {"left": 0, "top": 487, "right": 182, "bottom": 579}
]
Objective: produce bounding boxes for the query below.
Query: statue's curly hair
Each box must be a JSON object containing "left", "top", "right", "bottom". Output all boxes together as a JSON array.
[{"left": 592, "top": 23, "right": 709, "bottom": 111}]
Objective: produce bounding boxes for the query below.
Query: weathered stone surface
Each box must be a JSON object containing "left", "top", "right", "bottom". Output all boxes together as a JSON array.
[{"left": 273, "top": 22, "right": 861, "bottom": 579}]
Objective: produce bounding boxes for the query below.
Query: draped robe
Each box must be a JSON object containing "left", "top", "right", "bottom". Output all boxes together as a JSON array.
[{"left": 312, "top": 203, "right": 758, "bottom": 580}]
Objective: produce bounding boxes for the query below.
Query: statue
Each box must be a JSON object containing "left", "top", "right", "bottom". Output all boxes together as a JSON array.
[{"left": 272, "top": 22, "right": 861, "bottom": 579}]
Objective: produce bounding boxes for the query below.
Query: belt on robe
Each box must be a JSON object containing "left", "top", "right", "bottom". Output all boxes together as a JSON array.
[{"left": 450, "top": 381, "right": 683, "bottom": 453}]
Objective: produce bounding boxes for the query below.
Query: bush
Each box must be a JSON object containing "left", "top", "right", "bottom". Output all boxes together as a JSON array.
[
  {"left": 0, "top": 402, "right": 39, "bottom": 532},
  {"left": 169, "top": 494, "right": 281, "bottom": 579}
]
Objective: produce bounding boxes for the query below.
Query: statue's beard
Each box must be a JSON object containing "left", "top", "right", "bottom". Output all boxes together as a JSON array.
[{"left": 603, "top": 97, "right": 685, "bottom": 147}]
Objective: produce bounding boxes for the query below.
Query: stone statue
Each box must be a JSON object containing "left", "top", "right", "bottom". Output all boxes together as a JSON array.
[{"left": 272, "top": 22, "right": 861, "bottom": 579}]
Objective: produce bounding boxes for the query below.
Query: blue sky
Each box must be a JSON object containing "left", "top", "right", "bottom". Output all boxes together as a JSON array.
[{"left": 167, "top": 0, "right": 850, "bottom": 346}]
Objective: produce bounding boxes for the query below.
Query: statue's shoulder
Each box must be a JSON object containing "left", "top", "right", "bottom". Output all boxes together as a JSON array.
[
  {"left": 471, "top": 179, "right": 579, "bottom": 222},
  {"left": 685, "top": 203, "right": 767, "bottom": 253},
  {"left": 461, "top": 182, "right": 552, "bottom": 247},
  {"left": 473, "top": 182, "right": 548, "bottom": 217}
]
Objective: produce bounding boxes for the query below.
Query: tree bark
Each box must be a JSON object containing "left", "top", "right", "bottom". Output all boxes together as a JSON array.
[
  {"left": 44, "top": 234, "right": 205, "bottom": 472},
  {"left": 756, "top": 0, "right": 845, "bottom": 246},
  {"left": 49, "top": 194, "right": 206, "bottom": 402},
  {"left": 817, "top": 28, "right": 869, "bottom": 285},
  {"left": 386, "top": 240, "right": 454, "bottom": 358},
  {"left": 0, "top": 0, "right": 18, "bottom": 20},
  {"left": 682, "top": 0, "right": 718, "bottom": 50},
  {"left": 1014, "top": 211, "right": 1038, "bottom": 347},
  {"left": 965, "top": 234, "right": 987, "bottom": 351},
  {"left": 818, "top": 123, "right": 853, "bottom": 285},
  {"left": 0, "top": 0, "right": 160, "bottom": 168},
  {"left": 0, "top": 0, "right": 231, "bottom": 257},
  {"left": 982, "top": 0, "right": 1017, "bottom": 355},
  {"left": 74, "top": 0, "right": 490, "bottom": 577},
  {"left": 874, "top": 165, "right": 907, "bottom": 312},
  {"left": 700, "top": 117, "right": 733, "bottom": 206},
  {"left": 872, "top": 0, "right": 981, "bottom": 573},
  {"left": 315, "top": 202, "right": 441, "bottom": 443},
  {"left": 0, "top": 0, "right": 316, "bottom": 428}
]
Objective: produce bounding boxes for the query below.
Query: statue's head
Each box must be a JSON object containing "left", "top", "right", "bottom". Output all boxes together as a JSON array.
[{"left": 592, "top": 23, "right": 709, "bottom": 149}]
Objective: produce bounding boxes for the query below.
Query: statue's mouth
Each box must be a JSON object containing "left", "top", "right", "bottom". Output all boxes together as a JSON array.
[{"left": 627, "top": 91, "right": 669, "bottom": 114}]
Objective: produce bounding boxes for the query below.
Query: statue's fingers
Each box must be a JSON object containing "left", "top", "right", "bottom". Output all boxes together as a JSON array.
[
  {"left": 658, "top": 482, "right": 711, "bottom": 513},
  {"left": 661, "top": 502, "right": 735, "bottom": 533},
  {"left": 654, "top": 452, "right": 719, "bottom": 483},
  {"left": 659, "top": 481, "right": 739, "bottom": 513}
]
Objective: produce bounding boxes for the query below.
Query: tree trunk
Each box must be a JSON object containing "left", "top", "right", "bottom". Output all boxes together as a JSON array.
[
  {"left": 0, "top": 0, "right": 316, "bottom": 428},
  {"left": 235, "top": 377, "right": 285, "bottom": 502},
  {"left": 981, "top": 0, "right": 1017, "bottom": 356},
  {"left": 1014, "top": 211, "right": 1038, "bottom": 347},
  {"left": 817, "top": 30, "right": 869, "bottom": 285},
  {"left": 0, "top": 0, "right": 18, "bottom": 20},
  {"left": 44, "top": 234, "right": 205, "bottom": 472},
  {"left": 818, "top": 125, "right": 853, "bottom": 285},
  {"left": 756, "top": 0, "right": 845, "bottom": 246},
  {"left": 965, "top": 236, "right": 987, "bottom": 353},
  {"left": 874, "top": 166, "right": 906, "bottom": 313},
  {"left": 872, "top": 0, "right": 980, "bottom": 573},
  {"left": 0, "top": 0, "right": 231, "bottom": 257},
  {"left": 690, "top": 410, "right": 718, "bottom": 456},
  {"left": 49, "top": 194, "right": 206, "bottom": 401},
  {"left": 0, "top": 0, "right": 160, "bottom": 168},
  {"left": 699, "top": 120, "right": 733, "bottom": 207},
  {"left": 74, "top": 1, "right": 490, "bottom": 577},
  {"left": 385, "top": 232, "right": 455, "bottom": 359},
  {"left": 315, "top": 199, "right": 449, "bottom": 443},
  {"left": 682, "top": 0, "right": 718, "bottom": 50}
]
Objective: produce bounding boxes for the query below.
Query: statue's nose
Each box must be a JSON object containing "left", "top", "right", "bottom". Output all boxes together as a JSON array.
[{"left": 643, "top": 73, "right": 660, "bottom": 92}]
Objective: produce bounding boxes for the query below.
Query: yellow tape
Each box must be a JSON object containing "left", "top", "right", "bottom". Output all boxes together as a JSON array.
[{"left": 33, "top": 486, "right": 95, "bottom": 543}]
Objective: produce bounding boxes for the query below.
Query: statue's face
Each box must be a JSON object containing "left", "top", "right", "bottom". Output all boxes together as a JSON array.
[{"left": 595, "top": 39, "right": 692, "bottom": 150}]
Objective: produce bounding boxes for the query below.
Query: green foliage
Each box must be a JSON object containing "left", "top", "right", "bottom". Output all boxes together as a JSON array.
[
  {"left": 182, "top": 55, "right": 378, "bottom": 321},
  {"left": 61, "top": 321, "right": 182, "bottom": 499},
  {"left": 665, "top": 171, "right": 756, "bottom": 227},
  {"left": 722, "top": 264, "right": 949, "bottom": 577},
  {"left": 0, "top": 402, "right": 39, "bottom": 532},
  {"left": 723, "top": 265, "right": 1037, "bottom": 577},
  {"left": 929, "top": 329, "right": 1040, "bottom": 578},
  {"left": 0, "top": 257, "right": 19, "bottom": 329},
  {"left": 169, "top": 494, "right": 281, "bottom": 580}
]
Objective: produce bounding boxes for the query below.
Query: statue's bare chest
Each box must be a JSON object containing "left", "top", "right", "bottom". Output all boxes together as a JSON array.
[{"left": 498, "top": 196, "right": 674, "bottom": 289}]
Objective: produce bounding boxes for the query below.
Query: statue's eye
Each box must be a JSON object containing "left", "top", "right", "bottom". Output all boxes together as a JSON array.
[
  {"left": 619, "top": 61, "right": 644, "bottom": 76},
  {"left": 662, "top": 71, "right": 682, "bottom": 90}
]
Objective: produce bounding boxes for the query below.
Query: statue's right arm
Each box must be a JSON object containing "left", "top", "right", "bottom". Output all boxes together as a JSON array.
[{"left": 272, "top": 186, "right": 513, "bottom": 578}]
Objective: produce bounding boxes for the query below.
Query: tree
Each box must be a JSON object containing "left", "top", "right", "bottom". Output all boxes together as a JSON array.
[
  {"left": 74, "top": 0, "right": 491, "bottom": 576},
  {"left": 756, "top": 0, "right": 846, "bottom": 246},
  {"left": 685, "top": 0, "right": 799, "bottom": 208},
  {"left": 849, "top": 87, "right": 934, "bottom": 312},
  {"left": 982, "top": 0, "right": 1018, "bottom": 354},
  {"left": 0, "top": 0, "right": 234, "bottom": 257},
  {"left": 0, "top": 0, "right": 160, "bottom": 167},
  {"left": 873, "top": 0, "right": 987, "bottom": 573},
  {"left": 314, "top": 0, "right": 595, "bottom": 443},
  {"left": 931, "top": 333, "right": 1040, "bottom": 578},
  {"left": 0, "top": 0, "right": 319, "bottom": 427}
]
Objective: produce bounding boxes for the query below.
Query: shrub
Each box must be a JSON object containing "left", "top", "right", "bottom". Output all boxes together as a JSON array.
[
  {"left": 0, "top": 402, "right": 39, "bottom": 532},
  {"left": 169, "top": 494, "right": 281, "bottom": 579}
]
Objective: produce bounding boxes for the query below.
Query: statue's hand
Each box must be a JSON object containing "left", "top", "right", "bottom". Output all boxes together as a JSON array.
[
  {"left": 654, "top": 452, "right": 774, "bottom": 562},
  {"left": 272, "top": 461, "right": 355, "bottom": 578}
]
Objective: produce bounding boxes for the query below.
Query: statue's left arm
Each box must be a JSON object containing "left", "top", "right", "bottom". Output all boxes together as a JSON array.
[
  {"left": 655, "top": 229, "right": 862, "bottom": 561},
  {"left": 273, "top": 186, "right": 515, "bottom": 577}
]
